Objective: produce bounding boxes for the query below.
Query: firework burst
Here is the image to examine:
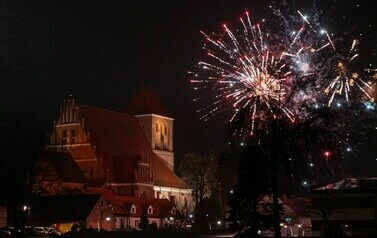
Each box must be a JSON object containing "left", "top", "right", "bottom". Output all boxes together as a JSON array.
[
  {"left": 190, "top": 5, "right": 375, "bottom": 137},
  {"left": 324, "top": 39, "right": 375, "bottom": 106}
]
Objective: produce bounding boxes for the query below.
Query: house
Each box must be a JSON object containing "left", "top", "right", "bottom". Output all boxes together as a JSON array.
[
  {"left": 259, "top": 194, "right": 311, "bottom": 237},
  {"left": 99, "top": 188, "right": 178, "bottom": 229},
  {"left": 26, "top": 194, "right": 115, "bottom": 233},
  {"left": 279, "top": 194, "right": 311, "bottom": 237},
  {"left": 33, "top": 89, "right": 192, "bottom": 230},
  {"left": 311, "top": 177, "right": 377, "bottom": 237}
]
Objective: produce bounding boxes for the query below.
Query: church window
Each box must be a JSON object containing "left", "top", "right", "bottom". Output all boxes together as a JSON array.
[
  {"left": 71, "top": 129, "right": 76, "bottom": 144},
  {"left": 164, "top": 126, "right": 167, "bottom": 134},
  {"left": 148, "top": 206, "right": 153, "bottom": 214},
  {"left": 62, "top": 130, "right": 67, "bottom": 144},
  {"left": 155, "top": 123, "right": 158, "bottom": 132},
  {"left": 131, "top": 205, "right": 136, "bottom": 214}
]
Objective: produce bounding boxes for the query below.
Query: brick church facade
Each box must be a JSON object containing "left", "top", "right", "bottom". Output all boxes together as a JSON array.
[{"left": 34, "top": 89, "right": 192, "bottom": 230}]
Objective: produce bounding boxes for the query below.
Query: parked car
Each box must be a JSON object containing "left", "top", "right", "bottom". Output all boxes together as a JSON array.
[
  {"left": 0, "top": 227, "right": 13, "bottom": 237},
  {"left": 0, "top": 230, "right": 11, "bottom": 238},
  {"left": 45, "top": 227, "right": 61, "bottom": 236},
  {"left": 33, "top": 227, "right": 47, "bottom": 236}
]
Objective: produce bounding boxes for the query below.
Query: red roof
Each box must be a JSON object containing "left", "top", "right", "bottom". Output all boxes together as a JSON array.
[
  {"left": 76, "top": 105, "right": 188, "bottom": 188},
  {"left": 126, "top": 88, "right": 171, "bottom": 117},
  {"left": 88, "top": 188, "right": 174, "bottom": 218}
]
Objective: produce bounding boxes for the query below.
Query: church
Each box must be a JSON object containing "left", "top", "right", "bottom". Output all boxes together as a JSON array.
[{"left": 33, "top": 89, "right": 192, "bottom": 230}]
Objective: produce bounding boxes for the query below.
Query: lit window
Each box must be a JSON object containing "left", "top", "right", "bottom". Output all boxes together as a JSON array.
[{"left": 148, "top": 206, "right": 153, "bottom": 214}]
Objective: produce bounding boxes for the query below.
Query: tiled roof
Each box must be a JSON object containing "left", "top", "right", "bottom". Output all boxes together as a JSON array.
[
  {"left": 126, "top": 88, "right": 171, "bottom": 117},
  {"left": 97, "top": 188, "right": 174, "bottom": 218},
  {"left": 77, "top": 106, "right": 151, "bottom": 183},
  {"left": 76, "top": 105, "right": 188, "bottom": 188},
  {"left": 28, "top": 195, "right": 101, "bottom": 223},
  {"left": 317, "top": 177, "right": 377, "bottom": 190},
  {"left": 151, "top": 152, "right": 190, "bottom": 189}
]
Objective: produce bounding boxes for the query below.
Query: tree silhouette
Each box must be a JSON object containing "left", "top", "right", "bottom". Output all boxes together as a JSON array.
[{"left": 139, "top": 209, "right": 149, "bottom": 231}]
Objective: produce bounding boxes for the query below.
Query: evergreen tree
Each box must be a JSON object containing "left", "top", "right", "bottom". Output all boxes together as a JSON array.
[{"left": 139, "top": 209, "right": 149, "bottom": 230}]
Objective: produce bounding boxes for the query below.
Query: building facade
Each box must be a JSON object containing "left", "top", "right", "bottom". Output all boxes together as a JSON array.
[{"left": 36, "top": 90, "right": 192, "bottom": 230}]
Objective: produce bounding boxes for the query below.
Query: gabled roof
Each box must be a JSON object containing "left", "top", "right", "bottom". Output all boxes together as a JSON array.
[
  {"left": 151, "top": 152, "right": 189, "bottom": 188},
  {"left": 97, "top": 189, "right": 174, "bottom": 218},
  {"left": 77, "top": 105, "right": 150, "bottom": 183},
  {"left": 76, "top": 105, "right": 188, "bottom": 189},
  {"left": 126, "top": 88, "right": 171, "bottom": 117},
  {"left": 28, "top": 195, "right": 101, "bottom": 223}
]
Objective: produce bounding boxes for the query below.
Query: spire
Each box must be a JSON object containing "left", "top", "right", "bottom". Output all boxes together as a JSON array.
[{"left": 126, "top": 88, "right": 171, "bottom": 117}]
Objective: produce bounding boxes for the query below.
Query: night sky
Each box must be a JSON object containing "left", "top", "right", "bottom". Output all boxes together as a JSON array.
[{"left": 1, "top": 0, "right": 376, "bottom": 177}]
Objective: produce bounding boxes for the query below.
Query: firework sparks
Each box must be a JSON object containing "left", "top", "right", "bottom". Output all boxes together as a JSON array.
[
  {"left": 324, "top": 40, "right": 375, "bottom": 106},
  {"left": 190, "top": 6, "right": 375, "bottom": 137}
]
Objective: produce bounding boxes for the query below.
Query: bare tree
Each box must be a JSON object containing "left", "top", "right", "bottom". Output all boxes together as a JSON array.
[
  {"left": 179, "top": 152, "right": 220, "bottom": 206},
  {"left": 30, "top": 157, "right": 63, "bottom": 195}
]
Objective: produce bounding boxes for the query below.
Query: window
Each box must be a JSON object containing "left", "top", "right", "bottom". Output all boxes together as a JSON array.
[
  {"left": 71, "top": 129, "right": 76, "bottom": 144},
  {"left": 156, "top": 123, "right": 158, "bottom": 132},
  {"left": 148, "top": 206, "right": 153, "bottom": 214},
  {"left": 164, "top": 126, "right": 167, "bottom": 134},
  {"left": 62, "top": 130, "right": 67, "bottom": 144},
  {"left": 131, "top": 205, "right": 136, "bottom": 214}
]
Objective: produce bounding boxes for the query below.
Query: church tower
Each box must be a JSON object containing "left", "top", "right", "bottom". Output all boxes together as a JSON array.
[{"left": 126, "top": 89, "right": 175, "bottom": 170}]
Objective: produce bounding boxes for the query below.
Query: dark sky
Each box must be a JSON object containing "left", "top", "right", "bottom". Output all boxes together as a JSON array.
[{"left": 1, "top": 0, "right": 376, "bottom": 175}]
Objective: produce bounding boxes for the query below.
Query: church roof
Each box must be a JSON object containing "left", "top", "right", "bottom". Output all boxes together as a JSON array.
[
  {"left": 126, "top": 88, "right": 171, "bottom": 117},
  {"left": 76, "top": 105, "right": 188, "bottom": 188}
]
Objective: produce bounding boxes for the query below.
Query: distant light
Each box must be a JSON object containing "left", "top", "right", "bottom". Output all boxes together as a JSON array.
[
  {"left": 189, "top": 214, "right": 193, "bottom": 219},
  {"left": 347, "top": 147, "right": 352, "bottom": 152},
  {"left": 303, "top": 181, "right": 308, "bottom": 186},
  {"left": 230, "top": 189, "right": 234, "bottom": 194},
  {"left": 309, "top": 163, "right": 314, "bottom": 167},
  {"left": 320, "top": 29, "right": 326, "bottom": 34},
  {"left": 298, "top": 224, "right": 302, "bottom": 228},
  {"left": 23, "top": 205, "right": 28, "bottom": 211},
  {"left": 105, "top": 217, "right": 111, "bottom": 221},
  {"left": 257, "top": 230, "right": 262, "bottom": 235},
  {"left": 240, "top": 142, "right": 244, "bottom": 146},
  {"left": 337, "top": 102, "right": 341, "bottom": 107},
  {"left": 170, "top": 217, "right": 174, "bottom": 220},
  {"left": 324, "top": 151, "right": 330, "bottom": 157},
  {"left": 217, "top": 220, "right": 222, "bottom": 225}
]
